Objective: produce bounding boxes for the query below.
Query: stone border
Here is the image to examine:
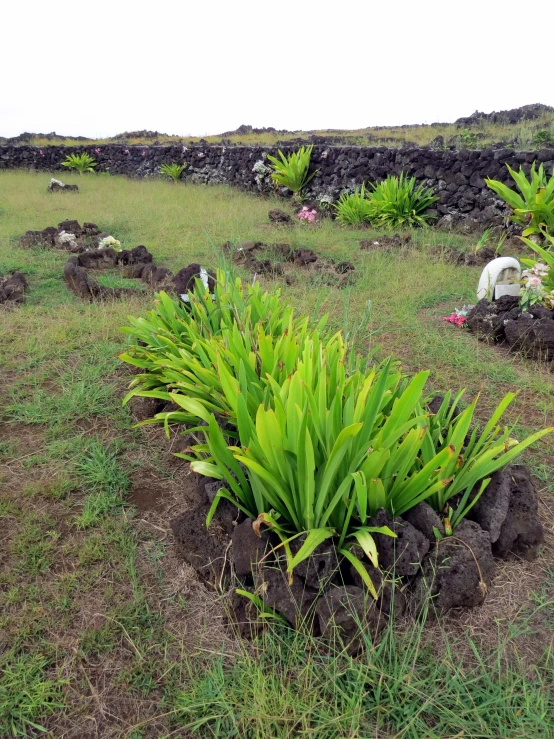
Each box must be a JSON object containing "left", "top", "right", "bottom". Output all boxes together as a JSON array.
[
  {"left": 158, "top": 435, "right": 543, "bottom": 639},
  {"left": 4, "top": 143, "right": 554, "bottom": 226},
  {"left": 0, "top": 271, "right": 27, "bottom": 306},
  {"left": 466, "top": 296, "right": 554, "bottom": 364}
]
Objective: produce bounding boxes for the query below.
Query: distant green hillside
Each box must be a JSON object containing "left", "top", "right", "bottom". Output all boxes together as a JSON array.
[{"left": 3, "top": 103, "right": 554, "bottom": 149}]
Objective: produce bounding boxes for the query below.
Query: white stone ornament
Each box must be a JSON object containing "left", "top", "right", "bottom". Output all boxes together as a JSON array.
[{"left": 477, "top": 257, "right": 521, "bottom": 301}]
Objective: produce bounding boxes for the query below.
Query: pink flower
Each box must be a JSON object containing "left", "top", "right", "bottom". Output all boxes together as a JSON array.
[
  {"left": 142, "top": 151, "right": 146, "bottom": 157},
  {"left": 95, "top": 148, "right": 101, "bottom": 154},
  {"left": 124, "top": 149, "right": 129, "bottom": 154},
  {"left": 39, "top": 150, "right": 44, "bottom": 156},
  {"left": 442, "top": 313, "right": 466, "bottom": 327},
  {"left": 297, "top": 206, "right": 318, "bottom": 223}
]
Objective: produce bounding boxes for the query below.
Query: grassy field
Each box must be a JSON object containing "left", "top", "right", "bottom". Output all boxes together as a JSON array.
[
  {"left": 1, "top": 170, "right": 553, "bottom": 737},
  {"left": 7, "top": 109, "right": 554, "bottom": 149}
]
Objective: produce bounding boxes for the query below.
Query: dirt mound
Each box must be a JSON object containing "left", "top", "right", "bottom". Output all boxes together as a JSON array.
[
  {"left": 224, "top": 240, "right": 355, "bottom": 288},
  {"left": 19, "top": 220, "right": 101, "bottom": 251},
  {"left": 0, "top": 271, "right": 28, "bottom": 305},
  {"left": 466, "top": 296, "right": 554, "bottom": 363},
  {"left": 359, "top": 233, "right": 412, "bottom": 251},
  {"left": 431, "top": 244, "right": 498, "bottom": 267},
  {"left": 63, "top": 242, "right": 216, "bottom": 303},
  {"left": 268, "top": 209, "right": 293, "bottom": 225},
  {"left": 168, "top": 456, "right": 543, "bottom": 639}
]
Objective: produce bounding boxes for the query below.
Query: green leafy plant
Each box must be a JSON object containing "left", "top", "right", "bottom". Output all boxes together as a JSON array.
[
  {"left": 470, "top": 228, "right": 507, "bottom": 256},
  {"left": 177, "top": 352, "right": 551, "bottom": 586},
  {"left": 120, "top": 272, "right": 346, "bottom": 430},
  {"left": 267, "top": 146, "right": 317, "bottom": 196},
  {"left": 334, "top": 184, "right": 373, "bottom": 226},
  {"left": 121, "top": 273, "right": 552, "bottom": 593},
  {"left": 485, "top": 162, "right": 554, "bottom": 237},
  {"left": 160, "top": 162, "right": 187, "bottom": 182},
  {"left": 459, "top": 128, "right": 478, "bottom": 148},
  {"left": 532, "top": 128, "right": 554, "bottom": 148},
  {"left": 366, "top": 173, "right": 438, "bottom": 228},
  {"left": 421, "top": 391, "right": 551, "bottom": 528},
  {"left": 61, "top": 152, "right": 97, "bottom": 175},
  {"left": 469, "top": 228, "right": 492, "bottom": 256},
  {"left": 518, "top": 232, "right": 554, "bottom": 309}
]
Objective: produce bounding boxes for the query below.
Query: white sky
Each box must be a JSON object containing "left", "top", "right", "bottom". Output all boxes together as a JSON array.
[{"left": 2, "top": 0, "right": 553, "bottom": 139}]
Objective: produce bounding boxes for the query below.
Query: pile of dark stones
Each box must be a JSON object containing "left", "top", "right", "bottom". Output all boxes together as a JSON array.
[
  {"left": 0, "top": 271, "right": 28, "bottom": 305},
  {"left": 433, "top": 244, "right": 498, "bottom": 267},
  {"left": 359, "top": 234, "right": 412, "bottom": 251},
  {"left": 48, "top": 178, "right": 78, "bottom": 193},
  {"left": 466, "top": 295, "right": 554, "bottom": 363},
  {"left": 20, "top": 220, "right": 105, "bottom": 251},
  {"left": 18, "top": 219, "right": 216, "bottom": 302},
  {"left": 168, "top": 456, "right": 543, "bottom": 645},
  {"left": 268, "top": 209, "right": 294, "bottom": 225},
  {"left": 64, "top": 242, "right": 215, "bottom": 303},
  {"left": 224, "top": 240, "right": 355, "bottom": 288}
]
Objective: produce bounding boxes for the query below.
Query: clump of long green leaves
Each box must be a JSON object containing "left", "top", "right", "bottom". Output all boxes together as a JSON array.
[
  {"left": 177, "top": 348, "right": 551, "bottom": 587},
  {"left": 120, "top": 271, "right": 343, "bottom": 428},
  {"left": 422, "top": 390, "right": 551, "bottom": 528},
  {"left": 267, "top": 146, "right": 318, "bottom": 195},
  {"left": 121, "top": 272, "right": 552, "bottom": 590},
  {"left": 366, "top": 173, "right": 438, "bottom": 228},
  {"left": 486, "top": 162, "right": 554, "bottom": 237},
  {"left": 61, "top": 152, "right": 97, "bottom": 174},
  {"left": 334, "top": 184, "right": 373, "bottom": 226},
  {"left": 333, "top": 174, "right": 437, "bottom": 228},
  {"left": 160, "top": 161, "right": 187, "bottom": 182}
]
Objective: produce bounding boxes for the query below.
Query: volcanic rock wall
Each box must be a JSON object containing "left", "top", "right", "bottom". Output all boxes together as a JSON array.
[{"left": 2, "top": 144, "right": 554, "bottom": 226}]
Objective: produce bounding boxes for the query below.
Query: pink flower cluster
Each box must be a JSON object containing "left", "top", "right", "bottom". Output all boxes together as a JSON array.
[
  {"left": 442, "top": 313, "right": 467, "bottom": 327},
  {"left": 94, "top": 148, "right": 101, "bottom": 154},
  {"left": 442, "top": 304, "right": 473, "bottom": 328},
  {"left": 142, "top": 151, "right": 147, "bottom": 157},
  {"left": 298, "top": 206, "right": 317, "bottom": 223},
  {"left": 522, "top": 263, "right": 549, "bottom": 290},
  {"left": 124, "top": 149, "right": 129, "bottom": 154},
  {"left": 39, "top": 150, "right": 44, "bottom": 156}
]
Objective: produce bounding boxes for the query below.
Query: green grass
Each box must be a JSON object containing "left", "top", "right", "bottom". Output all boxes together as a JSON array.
[
  {"left": 74, "top": 440, "right": 130, "bottom": 528},
  {"left": 173, "top": 616, "right": 554, "bottom": 738},
  {"left": 9, "top": 108, "right": 554, "bottom": 149},
  {"left": 0, "top": 651, "right": 66, "bottom": 737},
  {"left": 0, "top": 170, "right": 553, "bottom": 737}
]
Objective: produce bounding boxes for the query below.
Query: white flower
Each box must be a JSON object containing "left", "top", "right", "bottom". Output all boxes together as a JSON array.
[
  {"left": 58, "top": 231, "right": 76, "bottom": 244},
  {"left": 252, "top": 159, "right": 271, "bottom": 175},
  {"left": 98, "top": 235, "right": 122, "bottom": 251}
]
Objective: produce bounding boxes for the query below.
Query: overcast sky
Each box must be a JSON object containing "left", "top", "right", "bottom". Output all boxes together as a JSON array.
[{"left": 2, "top": 0, "right": 553, "bottom": 138}]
